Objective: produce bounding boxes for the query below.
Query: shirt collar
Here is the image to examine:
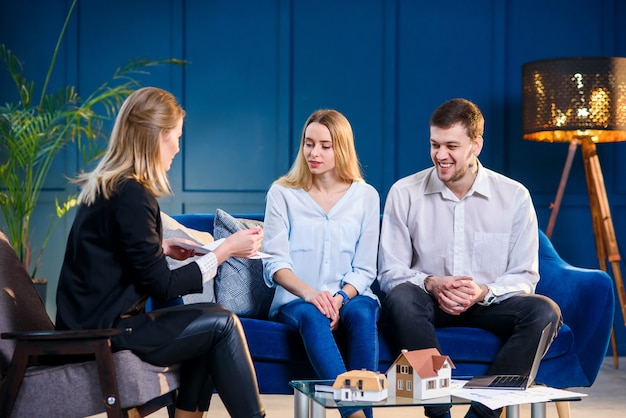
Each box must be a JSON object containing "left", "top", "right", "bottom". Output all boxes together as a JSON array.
[{"left": 425, "top": 160, "right": 490, "bottom": 200}]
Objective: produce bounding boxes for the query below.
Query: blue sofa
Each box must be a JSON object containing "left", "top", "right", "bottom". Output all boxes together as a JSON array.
[{"left": 172, "top": 213, "right": 615, "bottom": 394}]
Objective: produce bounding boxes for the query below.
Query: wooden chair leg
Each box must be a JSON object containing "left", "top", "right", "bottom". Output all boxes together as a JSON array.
[
  {"left": 0, "top": 346, "right": 30, "bottom": 417},
  {"left": 555, "top": 401, "right": 571, "bottom": 418},
  {"left": 133, "top": 390, "right": 177, "bottom": 417},
  {"left": 91, "top": 339, "right": 123, "bottom": 418}
]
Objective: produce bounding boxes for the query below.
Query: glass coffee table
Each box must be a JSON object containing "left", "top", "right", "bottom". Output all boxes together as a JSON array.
[{"left": 290, "top": 379, "right": 582, "bottom": 418}]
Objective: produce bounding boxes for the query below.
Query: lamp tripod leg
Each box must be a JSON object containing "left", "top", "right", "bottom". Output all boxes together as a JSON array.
[
  {"left": 582, "top": 140, "right": 623, "bottom": 368},
  {"left": 546, "top": 140, "right": 578, "bottom": 239}
]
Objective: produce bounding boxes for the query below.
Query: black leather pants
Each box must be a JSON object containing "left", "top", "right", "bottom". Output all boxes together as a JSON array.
[{"left": 115, "top": 303, "right": 265, "bottom": 417}]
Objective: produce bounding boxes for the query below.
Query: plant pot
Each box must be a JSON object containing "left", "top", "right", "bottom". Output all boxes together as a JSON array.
[{"left": 32, "top": 278, "right": 47, "bottom": 304}]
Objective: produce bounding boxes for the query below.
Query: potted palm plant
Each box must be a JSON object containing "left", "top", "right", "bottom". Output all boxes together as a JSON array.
[{"left": 0, "top": 0, "right": 182, "bottom": 295}]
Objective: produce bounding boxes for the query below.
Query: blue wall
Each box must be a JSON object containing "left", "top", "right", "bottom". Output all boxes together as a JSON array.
[{"left": 2, "top": 0, "right": 626, "bottom": 355}]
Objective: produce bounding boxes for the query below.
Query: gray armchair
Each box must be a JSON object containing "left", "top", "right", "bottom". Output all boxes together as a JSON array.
[{"left": 0, "top": 232, "right": 180, "bottom": 417}]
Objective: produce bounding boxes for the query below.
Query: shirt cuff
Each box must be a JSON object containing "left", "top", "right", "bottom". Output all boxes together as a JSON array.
[
  {"left": 195, "top": 252, "right": 218, "bottom": 284},
  {"left": 420, "top": 274, "right": 432, "bottom": 294}
]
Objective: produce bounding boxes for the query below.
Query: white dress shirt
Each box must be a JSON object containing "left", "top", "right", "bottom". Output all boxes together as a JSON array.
[
  {"left": 263, "top": 182, "right": 380, "bottom": 318},
  {"left": 377, "top": 161, "right": 539, "bottom": 303}
]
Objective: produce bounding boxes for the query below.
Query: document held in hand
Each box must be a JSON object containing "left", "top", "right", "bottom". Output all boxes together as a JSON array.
[{"left": 170, "top": 237, "right": 272, "bottom": 259}]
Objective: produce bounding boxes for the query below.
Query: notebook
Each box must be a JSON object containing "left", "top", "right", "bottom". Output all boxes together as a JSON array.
[{"left": 463, "top": 322, "right": 552, "bottom": 390}]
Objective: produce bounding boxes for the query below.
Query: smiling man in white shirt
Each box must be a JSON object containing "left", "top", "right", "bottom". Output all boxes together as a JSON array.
[{"left": 377, "top": 98, "right": 562, "bottom": 418}]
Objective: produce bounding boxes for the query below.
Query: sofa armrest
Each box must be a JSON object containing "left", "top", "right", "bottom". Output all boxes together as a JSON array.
[{"left": 536, "top": 230, "right": 614, "bottom": 379}]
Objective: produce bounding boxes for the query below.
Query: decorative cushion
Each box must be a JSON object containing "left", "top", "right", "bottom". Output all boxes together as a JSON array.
[
  {"left": 160, "top": 211, "right": 216, "bottom": 303},
  {"left": 213, "top": 209, "right": 274, "bottom": 318},
  {"left": 161, "top": 211, "right": 214, "bottom": 244}
]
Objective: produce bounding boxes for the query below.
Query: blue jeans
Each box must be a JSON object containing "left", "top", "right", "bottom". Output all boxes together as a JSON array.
[{"left": 276, "top": 295, "right": 379, "bottom": 418}]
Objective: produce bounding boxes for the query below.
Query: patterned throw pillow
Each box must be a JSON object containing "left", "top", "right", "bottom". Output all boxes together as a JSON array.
[{"left": 213, "top": 209, "right": 274, "bottom": 318}]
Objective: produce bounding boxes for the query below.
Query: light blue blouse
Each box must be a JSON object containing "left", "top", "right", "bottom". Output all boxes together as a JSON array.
[{"left": 262, "top": 182, "right": 380, "bottom": 318}]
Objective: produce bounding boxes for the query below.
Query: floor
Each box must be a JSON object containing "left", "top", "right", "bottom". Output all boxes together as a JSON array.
[{"left": 94, "top": 356, "right": 626, "bottom": 418}]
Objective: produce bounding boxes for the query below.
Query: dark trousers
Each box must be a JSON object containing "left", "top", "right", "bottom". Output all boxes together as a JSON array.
[
  {"left": 382, "top": 282, "right": 562, "bottom": 418},
  {"left": 114, "top": 303, "right": 265, "bottom": 417}
]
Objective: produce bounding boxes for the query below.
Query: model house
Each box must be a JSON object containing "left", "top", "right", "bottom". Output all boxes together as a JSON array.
[
  {"left": 330, "top": 369, "right": 389, "bottom": 402},
  {"left": 386, "top": 348, "right": 455, "bottom": 400}
]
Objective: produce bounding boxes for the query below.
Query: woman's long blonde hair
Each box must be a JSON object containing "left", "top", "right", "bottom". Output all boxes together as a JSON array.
[
  {"left": 275, "top": 109, "right": 363, "bottom": 190},
  {"left": 76, "top": 87, "right": 185, "bottom": 205}
]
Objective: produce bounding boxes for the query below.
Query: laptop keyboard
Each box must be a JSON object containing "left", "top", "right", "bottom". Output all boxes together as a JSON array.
[{"left": 489, "top": 375, "right": 528, "bottom": 388}]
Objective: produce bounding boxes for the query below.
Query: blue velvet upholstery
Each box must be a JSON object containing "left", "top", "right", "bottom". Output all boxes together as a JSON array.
[{"left": 171, "top": 213, "right": 614, "bottom": 393}]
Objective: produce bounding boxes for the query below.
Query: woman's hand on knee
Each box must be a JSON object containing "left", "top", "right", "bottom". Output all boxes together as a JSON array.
[{"left": 304, "top": 289, "right": 339, "bottom": 320}]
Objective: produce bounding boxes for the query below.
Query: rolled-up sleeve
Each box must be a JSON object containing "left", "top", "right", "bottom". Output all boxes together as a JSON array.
[
  {"left": 341, "top": 186, "right": 380, "bottom": 294},
  {"left": 262, "top": 186, "right": 294, "bottom": 287}
]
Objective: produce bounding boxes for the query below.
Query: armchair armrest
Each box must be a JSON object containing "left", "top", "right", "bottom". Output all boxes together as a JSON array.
[
  {"left": 1, "top": 328, "right": 126, "bottom": 341},
  {"left": 536, "top": 230, "right": 614, "bottom": 381},
  {"left": 1, "top": 328, "right": 131, "bottom": 418}
]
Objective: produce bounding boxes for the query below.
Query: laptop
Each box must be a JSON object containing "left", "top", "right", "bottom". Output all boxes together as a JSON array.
[{"left": 463, "top": 322, "right": 552, "bottom": 390}]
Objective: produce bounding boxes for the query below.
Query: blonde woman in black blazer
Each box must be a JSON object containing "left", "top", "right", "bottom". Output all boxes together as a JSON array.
[{"left": 55, "top": 87, "right": 266, "bottom": 418}]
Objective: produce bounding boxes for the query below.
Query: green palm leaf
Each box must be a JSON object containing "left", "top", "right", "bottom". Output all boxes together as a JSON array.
[{"left": 0, "top": 0, "right": 185, "bottom": 277}]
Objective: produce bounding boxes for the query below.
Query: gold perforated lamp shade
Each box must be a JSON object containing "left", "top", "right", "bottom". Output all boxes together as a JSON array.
[{"left": 522, "top": 57, "right": 626, "bottom": 143}]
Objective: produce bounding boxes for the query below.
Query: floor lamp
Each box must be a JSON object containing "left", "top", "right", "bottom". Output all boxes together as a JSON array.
[{"left": 522, "top": 57, "right": 626, "bottom": 368}]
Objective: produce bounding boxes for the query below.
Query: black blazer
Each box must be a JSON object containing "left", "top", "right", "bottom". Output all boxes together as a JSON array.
[{"left": 55, "top": 179, "right": 203, "bottom": 333}]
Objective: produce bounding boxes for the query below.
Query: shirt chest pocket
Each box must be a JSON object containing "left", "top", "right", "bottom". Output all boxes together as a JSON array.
[
  {"left": 338, "top": 221, "right": 360, "bottom": 254},
  {"left": 471, "top": 232, "right": 509, "bottom": 274}
]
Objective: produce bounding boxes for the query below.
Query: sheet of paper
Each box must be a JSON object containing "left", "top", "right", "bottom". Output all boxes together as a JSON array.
[
  {"left": 169, "top": 237, "right": 272, "bottom": 259},
  {"left": 314, "top": 384, "right": 335, "bottom": 393},
  {"left": 450, "top": 380, "right": 586, "bottom": 410}
]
